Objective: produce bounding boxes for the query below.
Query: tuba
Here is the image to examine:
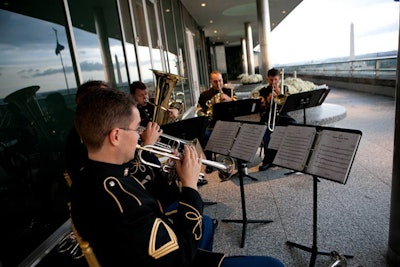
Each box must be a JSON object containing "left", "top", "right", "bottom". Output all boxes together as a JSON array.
[
  {"left": 4, "top": 86, "right": 53, "bottom": 143},
  {"left": 151, "top": 69, "right": 185, "bottom": 125}
]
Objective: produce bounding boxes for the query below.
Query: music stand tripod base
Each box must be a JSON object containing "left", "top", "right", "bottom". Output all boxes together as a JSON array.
[
  {"left": 222, "top": 159, "right": 273, "bottom": 248},
  {"left": 286, "top": 176, "right": 353, "bottom": 266},
  {"left": 230, "top": 162, "right": 258, "bottom": 181}
]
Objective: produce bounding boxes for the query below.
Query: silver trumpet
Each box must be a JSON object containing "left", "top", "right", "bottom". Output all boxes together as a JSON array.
[{"left": 136, "top": 144, "right": 234, "bottom": 180}]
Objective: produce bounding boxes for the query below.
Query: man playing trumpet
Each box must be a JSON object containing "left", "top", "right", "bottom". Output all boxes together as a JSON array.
[{"left": 70, "top": 88, "right": 284, "bottom": 267}]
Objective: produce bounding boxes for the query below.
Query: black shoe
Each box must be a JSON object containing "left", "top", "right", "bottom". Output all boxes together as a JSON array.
[
  {"left": 212, "top": 218, "right": 219, "bottom": 229},
  {"left": 258, "top": 163, "right": 272, "bottom": 172},
  {"left": 197, "top": 178, "right": 208, "bottom": 186},
  {"left": 205, "top": 166, "right": 214, "bottom": 174}
]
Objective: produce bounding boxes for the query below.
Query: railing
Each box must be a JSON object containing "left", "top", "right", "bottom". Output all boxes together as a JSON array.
[{"left": 277, "top": 55, "right": 397, "bottom": 80}]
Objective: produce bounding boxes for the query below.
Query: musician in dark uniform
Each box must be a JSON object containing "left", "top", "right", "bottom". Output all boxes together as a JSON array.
[
  {"left": 196, "top": 71, "right": 234, "bottom": 174},
  {"left": 130, "top": 81, "right": 178, "bottom": 126},
  {"left": 258, "top": 68, "right": 296, "bottom": 171},
  {"left": 64, "top": 80, "right": 110, "bottom": 183},
  {"left": 70, "top": 88, "right": 284, "bottom": 267}
]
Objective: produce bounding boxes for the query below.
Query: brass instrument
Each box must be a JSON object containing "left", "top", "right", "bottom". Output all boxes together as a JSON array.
[
  {"left": 4, "top": 86, "right": 53, "bottom": 143},
  {"left": 267, "top": 69, "right": 288, "bottom": 132},
  {"left": 151, "top": 69, "right": 185, "bottom": 125},
  {"left": 204, "top": 87, "right": 235, "bottom": 118},
  {"left": 136, "top": 143, "right": 234, "bottom": 181}
]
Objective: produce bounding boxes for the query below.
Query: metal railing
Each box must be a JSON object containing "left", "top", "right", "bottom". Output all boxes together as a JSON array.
[{"left": 277, "top": 55, "right": 397, "bottom": 80}]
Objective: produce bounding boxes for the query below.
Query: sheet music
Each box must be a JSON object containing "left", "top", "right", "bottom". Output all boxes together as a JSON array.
[
  {"left": 307, "top": 130, "right": 361, "bottom": 184},
  {"left": 273, "top": 125, "right": 317, "bottom": 171},
  {"left": 205, "top": 121, "right": 240, "bottom": 155},
  {"left": 230, "top": 124, "right": 267, "bottom": 162},
  {"left": 268, "top": 126, "right": 287, "bottom": 150}
]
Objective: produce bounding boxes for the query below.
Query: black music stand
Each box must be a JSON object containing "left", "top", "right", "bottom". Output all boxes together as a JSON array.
[
  {"left": 205, "top": 121, "right": 272, "bottom": 248},
  {"left": 161, "top": 116, "right": 209, "bottom": 142},
  {"left": 271, "top": 125, "right": 361, "bottom": 266},
  {"left": 279, "top": 85, "right": 330, "bottom": 125},
  {"left": 279, "top": 86, "right": 330, "bottom": 176},
  {"left": 212, "top": 99, "right": 261, "bottom": 181}
]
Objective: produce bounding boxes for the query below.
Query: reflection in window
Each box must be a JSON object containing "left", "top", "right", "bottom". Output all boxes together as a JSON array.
[
  {"left": 132, "top": 0, "right": 154, "bottom": 83},
  {"left": 0, "top": 8, "right": 74, "bottom": 266}
]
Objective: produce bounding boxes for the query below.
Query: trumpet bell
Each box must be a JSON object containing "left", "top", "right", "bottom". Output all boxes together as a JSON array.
[{"left": 218, "top": 156, "right": 236, "bottom": 181}]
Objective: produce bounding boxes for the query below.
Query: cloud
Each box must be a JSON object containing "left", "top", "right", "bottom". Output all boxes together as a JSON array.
[
  {"left": 17, "top": 61, "right": 105, "bottom": 79},
  {"left": 357, "top": 22, "right": 399, "bottom": 38}
]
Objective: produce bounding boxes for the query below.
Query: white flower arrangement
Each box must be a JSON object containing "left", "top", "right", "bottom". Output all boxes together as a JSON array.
[
  {"left": 238, "top": 73, "right": 263, "bottom": 84},
  {"left": 284, "top": 77, "right": 316, "bottom": 94},
  {"left": 249, "top": 77, "right": 317, "bottom": 97}
]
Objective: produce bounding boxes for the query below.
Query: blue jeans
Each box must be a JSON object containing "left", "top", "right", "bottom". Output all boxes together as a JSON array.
[{"left": 221, "top": 255, "right": 284, "bottom": 267}]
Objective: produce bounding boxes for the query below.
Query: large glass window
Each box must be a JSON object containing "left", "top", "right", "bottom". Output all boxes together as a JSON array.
[
  {"left": 68, "top": 0, "right": 129, "bottom": 91},
  {"left": 118, "top": 0, "right": 140, "bottom": 84},
  {"left": 161, "top": 0, "right": 179, "bottom": 75},
  {"left": 131, "top": 0, "right": 155, "bottom": 93},
  {"left": 0, "top": 6, "right": 73, "bottom": 266}
]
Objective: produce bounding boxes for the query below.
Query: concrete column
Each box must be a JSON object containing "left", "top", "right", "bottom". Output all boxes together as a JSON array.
[
  {"left": 387, "top": 7, "right": 400, "bottom": 265},
  {"left": 257, "top": 0, "right": 272, "bottom": 84},
  {"left": 93, "top": 7, "right": 117, "bottom": 88},
  {"left": 245, "top": 22, "right": 255, "bottom": 75},
  {"left": 241, "top": 38, "right": 248, "bottom": 75}
]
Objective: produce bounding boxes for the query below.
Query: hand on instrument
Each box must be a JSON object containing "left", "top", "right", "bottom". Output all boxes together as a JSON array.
[
  {"left": 175, "top": 145, "right": 202, "bottom": 190},
  {"left": 220, "top": 93, "right": 232, "bottom": 102},
  {"left": 141, "top": 122, "right": 162, "bottom": 146},
  {"left": 167, "top": 108, "right": 179, "bottom": 120}
]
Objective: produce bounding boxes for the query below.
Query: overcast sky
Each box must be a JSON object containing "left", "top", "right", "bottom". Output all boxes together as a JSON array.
[
  {"left": 270, "top": 0, "right": 399, "bottom": 64},
  {"left": 0, "top": 0, "right": 399, "bottom": 96}
]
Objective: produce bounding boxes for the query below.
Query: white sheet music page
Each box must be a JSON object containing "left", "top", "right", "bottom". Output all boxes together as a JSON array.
[
  {"left": 230, "top": 123, "right": 267, "bottom": 162},
  {"left": 307, "top": 130, "right": 361, "bottom": 184},
  {"left": 268, "top": 126, "right": 287, "bottom": 150},
  {"left": 273, "top": 125, "right": 317, "bottom": 171},
  {"left": 205, "top": 120, "right": 241, "bottom": 155}
]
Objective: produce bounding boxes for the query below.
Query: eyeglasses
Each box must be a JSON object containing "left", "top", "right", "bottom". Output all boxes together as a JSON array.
[{"left": 120, "top": 127, "right": 145, "bottom": 135}]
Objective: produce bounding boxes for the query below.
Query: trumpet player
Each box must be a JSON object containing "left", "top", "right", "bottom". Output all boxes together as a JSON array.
[
  {"left": 259, "top": 68, "right": 296, "bottom": 172},
  {"left": 130, "top": 81, "right": 179, "bottom": 126},
  {"left": 70, "top": 88, "right": 284, "bottom": 267}
]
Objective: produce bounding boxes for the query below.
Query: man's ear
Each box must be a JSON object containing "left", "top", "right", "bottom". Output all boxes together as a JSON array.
[{"left": 109, "top": 128, "right": 120, "bottom": 146}]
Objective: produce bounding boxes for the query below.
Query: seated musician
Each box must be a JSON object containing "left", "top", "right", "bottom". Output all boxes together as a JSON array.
[
  {"left": 258, "top": 68, "right": 296, "bottom": 171},
  {"left": 70, "top": 88, "right": 284, "bottom": 267},
  {"left": 129, "top": 81, "right": 179, "bottom": 126},
  {"left": 196, "top": 70, "right": 235, "bottom": 174}
]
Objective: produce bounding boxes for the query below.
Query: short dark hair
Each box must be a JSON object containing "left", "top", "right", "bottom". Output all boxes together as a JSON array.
[
  {"left": 75, "top": 88, "right": 135, "bottom": 151},
  {"left": 267, "top": 68, "right": 280, "bottom": 77},
  {"left": 76, "top": 80, "right": 110, "bottom": 104},
  {"left": 129, "top": 81, "right": 146, "bottom": 95}
]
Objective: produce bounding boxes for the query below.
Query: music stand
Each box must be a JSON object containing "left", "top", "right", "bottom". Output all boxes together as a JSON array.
[
  {"left": 279, "top": 86, "right": 330, "bottom": 176},
  {"left": 280, "top": 85, "right": 330, "bottom": 124},
  {"left": 212, "top": 99, "right": 261, "bottom": 181},
  {"left": 271, "top": 125, "right": 361, "bottom": 266},
  {"left": 205, "top": 121, "right": 273, "bottom": 247},
  {"left": 161, "top": 116, "right": 209, "bottom": 141}
]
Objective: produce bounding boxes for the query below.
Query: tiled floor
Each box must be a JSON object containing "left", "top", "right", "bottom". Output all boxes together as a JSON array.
[{"left": 199, "top": 87, "right": 394, "bottom": 267}]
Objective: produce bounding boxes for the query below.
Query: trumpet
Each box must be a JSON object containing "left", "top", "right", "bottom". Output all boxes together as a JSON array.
[{"left": 135, "top": 144, "right": 235, "bottom": 180}]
